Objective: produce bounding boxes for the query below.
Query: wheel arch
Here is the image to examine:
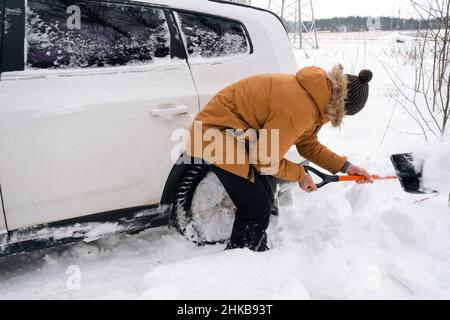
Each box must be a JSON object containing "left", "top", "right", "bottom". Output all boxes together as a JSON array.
[
  {"left": 161, "top": 155, "right": 204, "bottom": 206},
  {"left": 160, "top": 162, "right": 189, "bottom": 207}
]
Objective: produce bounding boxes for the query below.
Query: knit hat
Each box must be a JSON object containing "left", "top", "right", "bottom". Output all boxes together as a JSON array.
[{"left": 345, "top": 70, "right": 373, "bottom": 115}]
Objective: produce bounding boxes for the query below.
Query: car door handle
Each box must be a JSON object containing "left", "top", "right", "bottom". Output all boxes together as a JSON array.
[{"left": 150, "top": 105, "right": 188, "bottom": 116}]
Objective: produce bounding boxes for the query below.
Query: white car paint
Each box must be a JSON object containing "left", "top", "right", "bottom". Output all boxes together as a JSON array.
[
  {"left": 0, "top": 0, "right": 298, "bottom": 232},
  {"left": 0, "top": 62, "right": 198, "bottom": 230}
]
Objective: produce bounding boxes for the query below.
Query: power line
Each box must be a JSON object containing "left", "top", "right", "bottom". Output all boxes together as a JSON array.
[{"left": 268, "top": 0, "right": 319, "bottom": 49}]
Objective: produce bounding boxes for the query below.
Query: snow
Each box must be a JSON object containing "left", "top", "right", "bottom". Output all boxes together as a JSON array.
[
  {"left": 139, "top": 248, "right": 310, "bottom": 300},
  {"left": 6, "top": 222, "right": 123, "bottom": 245},
  {"left": 4, "top": 56, "right": 184, "bottom": 80},
  {"left": 189, "top": 172, "right": 235, "bottom": 243},
  {"left": 421, "top": 141, "right": 450, "bottom": 194},
  {"left": 0, "top": 31, "right": 449, "bottom": 300}
]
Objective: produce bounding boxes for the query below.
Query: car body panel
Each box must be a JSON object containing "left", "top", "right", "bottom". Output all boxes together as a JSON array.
[{"left": 0, "top": 62, "right": 198, "bottom": 230}]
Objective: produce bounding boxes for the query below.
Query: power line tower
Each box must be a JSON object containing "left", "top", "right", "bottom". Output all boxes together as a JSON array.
[{"left": 267, "top": 0, "right": 319, "bottom": 49}]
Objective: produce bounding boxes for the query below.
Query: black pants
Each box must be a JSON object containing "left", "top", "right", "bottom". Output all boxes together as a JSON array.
[{"left": 209, "top": 165, "right": 274, "bottom": 252}]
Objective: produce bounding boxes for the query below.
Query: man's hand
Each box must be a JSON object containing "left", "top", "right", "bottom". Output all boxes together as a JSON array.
[
  {"left": 346, "top": 163, "right": 373, "bottom": 184},
  {"left": 299, "top": 173, "right": 318, "bottom": 193}
]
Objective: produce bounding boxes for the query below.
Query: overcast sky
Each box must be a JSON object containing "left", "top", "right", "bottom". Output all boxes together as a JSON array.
[{"left": 253, "top": 0, "right": 417, "bottom": 19}]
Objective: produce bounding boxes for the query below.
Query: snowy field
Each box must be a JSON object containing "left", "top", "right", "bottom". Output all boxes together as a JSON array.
[{"left": 0, "top": 31, "right": 449, "bottom": 300}]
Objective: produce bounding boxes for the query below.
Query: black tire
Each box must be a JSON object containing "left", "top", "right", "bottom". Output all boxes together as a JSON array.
[{"left": 172, "top": 163, "right": 221, "bottom": 244}]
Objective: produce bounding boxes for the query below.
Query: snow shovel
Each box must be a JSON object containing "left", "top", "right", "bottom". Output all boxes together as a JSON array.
[
  {"left": 390, "top": 153, "right": 437, "bottom": 194},
  {"left": 303, "top": 165, "right": 398, "bottom": 189}
]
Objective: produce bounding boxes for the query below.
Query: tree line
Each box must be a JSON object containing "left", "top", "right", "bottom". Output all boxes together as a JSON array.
[{"left": 283, "top": 16, "right": 442, "bottom": 32}]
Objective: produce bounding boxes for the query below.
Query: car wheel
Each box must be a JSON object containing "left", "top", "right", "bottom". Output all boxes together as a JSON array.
[{"left": 172, "top": 164, "right": 236, "bottom": 244}]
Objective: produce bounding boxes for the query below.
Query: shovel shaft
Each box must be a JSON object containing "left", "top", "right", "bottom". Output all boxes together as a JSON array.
[{"left": 338, "top": 175, "right": 398, "bottom": 182}]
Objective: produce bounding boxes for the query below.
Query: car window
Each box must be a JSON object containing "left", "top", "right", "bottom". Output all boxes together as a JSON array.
[
  {"left": 26, "top": 0, "right": 171, "bottom": 69},
  {"left": 175, "top": 11, "right": 250, "bottom": 59},
  {"left": 0, "top": 1, "right": 3, "bottom": 57},
  {"left": 0, "top": 2, "right": 3, "bottom": 70}
]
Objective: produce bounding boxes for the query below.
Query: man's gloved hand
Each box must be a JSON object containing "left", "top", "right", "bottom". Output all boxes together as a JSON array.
[
  {"left": 345, "top": 163, "right": 374, "bottom": 184},
  {"left": 299, "top": 173, "right": 318, "bottom": 193}
]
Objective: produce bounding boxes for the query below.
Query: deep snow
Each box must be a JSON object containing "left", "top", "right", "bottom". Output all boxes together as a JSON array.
[
  {"left": 0, "top": 31, "right": 449, "bottom": 300},
  {"left": 421, "top": 141, "right": 450, "bottom": 194}
]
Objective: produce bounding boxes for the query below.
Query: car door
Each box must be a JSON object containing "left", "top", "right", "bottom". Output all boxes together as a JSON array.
[{"left": 0, "top": 0, "right": 198, "bottom": 230}]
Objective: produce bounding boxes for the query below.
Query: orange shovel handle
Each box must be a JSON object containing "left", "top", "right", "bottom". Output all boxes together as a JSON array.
[
  {"left": 338, "top": 175, "right": 398, "bottom": 182},
  {"left": 304, "top": 165, "right": 398, "bottom": 189}
]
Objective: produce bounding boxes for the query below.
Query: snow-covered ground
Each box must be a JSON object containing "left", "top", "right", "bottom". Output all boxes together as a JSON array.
[{"left": 0, "top": 31, "right": 449, "bottom": 300}]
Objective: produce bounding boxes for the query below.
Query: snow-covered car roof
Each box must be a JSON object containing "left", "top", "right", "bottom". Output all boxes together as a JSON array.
[{"left": 136, "top": 0, "right": 282, "bottom": 27}]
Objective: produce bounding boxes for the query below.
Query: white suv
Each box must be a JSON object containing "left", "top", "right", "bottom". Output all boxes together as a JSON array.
[{"left": 0, "top": 0, "right": 298, "bottom": 256}]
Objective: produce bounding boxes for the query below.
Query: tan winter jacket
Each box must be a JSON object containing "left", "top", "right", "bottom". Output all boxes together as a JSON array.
[{"left": 186, "top": 65, "right": 349, "bottom": 182}]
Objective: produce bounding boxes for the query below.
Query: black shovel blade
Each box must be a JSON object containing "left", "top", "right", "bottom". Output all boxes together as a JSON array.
[{"left": 390, "top": 153, "right": 434, "bottom": 194}]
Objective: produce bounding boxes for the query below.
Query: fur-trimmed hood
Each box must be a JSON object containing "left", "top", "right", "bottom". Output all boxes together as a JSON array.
[{"left": 296, "top": 65, "right": 348, "bottom": 127}]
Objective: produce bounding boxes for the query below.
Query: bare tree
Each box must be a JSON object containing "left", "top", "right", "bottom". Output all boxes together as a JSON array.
[{"left": 386, "top": 0, "right": 450, "bottom": 141}]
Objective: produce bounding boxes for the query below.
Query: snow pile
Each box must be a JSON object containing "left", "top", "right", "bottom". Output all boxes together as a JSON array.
[
  {"left": 421, "top": 141, "right": 450, "bottom": 194},
  {"left": 139, "top": 248, "right": 310, "bottom": 300},
  {"left": 2, "top": 177, "right": 449, "bottom": 299},
  {"left": 269, "top": 183, "right": 450, "bottom": 299},
  {"left": 189, "top": 172, "right": 235, "bottom": 243}
]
